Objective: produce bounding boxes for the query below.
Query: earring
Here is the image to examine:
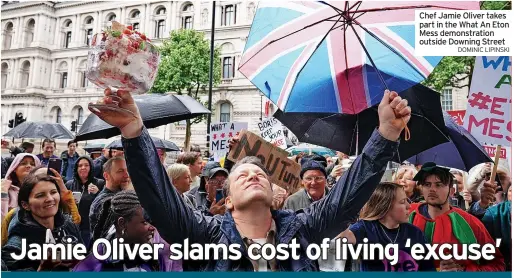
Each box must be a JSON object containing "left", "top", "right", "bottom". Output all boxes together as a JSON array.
[{"left": 122, "top": 229, "right": 125, "bottom": 237}]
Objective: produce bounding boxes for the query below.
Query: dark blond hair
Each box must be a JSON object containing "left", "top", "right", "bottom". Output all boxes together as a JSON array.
[{"left": 359, "top": 182, "right": 403, "bottom": 221}]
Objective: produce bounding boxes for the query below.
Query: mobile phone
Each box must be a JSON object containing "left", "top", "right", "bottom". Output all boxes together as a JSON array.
[
  {"left": 450, "top": 197, "right": 459, "bottom": 207},
  {"left": 47, "top": 158, "right": 62, "bottom": 177},
  {"left": 215, "top": 189, "right": 224, "bottom": 203},
  {"left": 72, "top": 192, "right": 82, "bottom": 204}
]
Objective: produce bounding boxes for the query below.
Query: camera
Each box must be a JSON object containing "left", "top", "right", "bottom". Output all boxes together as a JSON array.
[{"left": 9, "top": 146, "right": 25, "bottom": 157}]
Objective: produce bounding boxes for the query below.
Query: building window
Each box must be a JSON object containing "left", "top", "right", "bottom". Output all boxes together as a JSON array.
[
  {"left": 108, "top": 14, "right": 116, "bottom": 22},
  {"left": 132, "top": 23, "right": 140, "bottom": 31},
  {"left": 25, "top": 19, "right": 35, "bottom": 46},
  {"left": 77, "top": 107, "right": 84, "bottom": 124},
  {"left": 1, "top": 63, "right": 8, "bottom": 90},
  {"left": 3, "top": 22, "right": 13, "bottom": 50},
  {"left": 441, "top": 88, "right": 453, "bottom": 111},
  {"left": 86, "top": 17, "right": 93, "bottom": 24},
  {"left": 156, "top": 7, "right": 166, "bottom": 15},
  {"left": 56, "top": 108, "right": 62, "bottom": 124},
  {"left": 61, "top": 72, "right": 68, "bottom": 88},
  {"left": 222, "top": 57, "right": 234, "bottom": 79},
  {"left": 20, "top": 61, "right": 30, "bottom": 88},
  {"left": 131, "top": 10, "right": 140, "bottom": 18},
  {"left": 222, "top": 5, "right": 236, "bottom": 26},
  {"left": 156, "top": 20, "right": 165, "bottom": 38},
  {"left": 81, "top": 72, "right": 88, "bottom": 87},
  {"left": 220, "top": 103, "right": 231, "bottom": 122},
  {"left": 65, "top": 31, "right": 72, "bottom": 48},
  {"left": 85, "top": 29, "right": 93, "bottom": 45},
  {"left": 183, "top": 16, "right": 193, "bottom": 29}
]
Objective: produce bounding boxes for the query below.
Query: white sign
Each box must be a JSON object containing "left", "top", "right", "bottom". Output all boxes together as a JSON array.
[
  {"left": 209, "top": 122, "right": 248, "bottom": 162},
  {"left": 415, "top": 10, "right": 513, "bottom": 56},
  {"left": 463, "top": 56, "right": 512, "bottom": 147},
  {"left": 257, "top": 117, "right": 287, "bottom": 149}
]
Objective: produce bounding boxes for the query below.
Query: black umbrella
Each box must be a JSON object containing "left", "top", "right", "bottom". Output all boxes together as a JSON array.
[
  {"left": 407, "top": 112, "right": 493, "bottom": 171},
  {"left": 106, "top": 137, "right": 179, "bottom": 152},
  {"left": 274, "top": 84, "right": 450, "bottom": 162},
  {"left": 83, "top": 143, "right": 105, "bottom": 154},
  {"left": 75, "top": 94, "right": 210, "bottom": 141},
  {"left": 3, "top": 122, "right": 74, "bottom": 139}
]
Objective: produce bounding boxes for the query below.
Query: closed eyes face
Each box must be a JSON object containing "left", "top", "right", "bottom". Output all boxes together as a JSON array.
[{"left": 227, "top": 164, "right": 273, "bottom": 210}]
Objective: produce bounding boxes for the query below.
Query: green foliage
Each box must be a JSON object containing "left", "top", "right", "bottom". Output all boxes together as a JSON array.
[
  {"left": 422, "top": 1, "right": 511, "bottom": 92},
  {"left": 151, "top": 29, "right": 221, "bottom": 95},
  {"left": 150, "top": 29, "right": 221, "bottom": 150}
]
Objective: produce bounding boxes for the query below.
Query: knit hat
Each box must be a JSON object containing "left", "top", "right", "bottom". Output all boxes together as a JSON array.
[
  {"left": 300, "top": 159, "right": 327, "bottom": 179},
  {"left": 301, "top": 154, "right": 328, "bottom": 168}
]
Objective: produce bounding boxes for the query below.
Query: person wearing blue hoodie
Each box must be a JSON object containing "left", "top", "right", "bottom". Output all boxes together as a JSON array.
[{"left": 65, "top": 156, "right": 105, "bottom": 247}]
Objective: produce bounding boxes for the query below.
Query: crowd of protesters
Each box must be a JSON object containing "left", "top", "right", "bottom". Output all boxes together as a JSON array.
[{"left": 0, "top": 89, "right": 511, "bottom": 272}]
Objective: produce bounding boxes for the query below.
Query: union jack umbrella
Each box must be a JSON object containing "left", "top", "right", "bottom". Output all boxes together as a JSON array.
[{"left": 239, "top": 1, "right": 479, "bottom": 114}]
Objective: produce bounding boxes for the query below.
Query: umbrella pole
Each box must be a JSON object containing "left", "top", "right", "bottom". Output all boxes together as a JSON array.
[
  {"left": 355, "top": 121, "right": 359, "bottom": 156},
  {"left": 206, "top": 0, "right": 216, "bottom": 159}
]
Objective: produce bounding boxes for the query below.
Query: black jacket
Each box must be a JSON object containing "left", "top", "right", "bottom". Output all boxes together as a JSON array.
[
  {"left": 2, "top": 209, "right": 82, "bottom": 271},
  {"left": 92, "top": 155, "right": 109, "bottom": 181},
  {"left": 65, "top": 156, "right": 105, "bottom": 232},
  {"left": 61, "top": 150, "right": 80, "bottom": 181}
]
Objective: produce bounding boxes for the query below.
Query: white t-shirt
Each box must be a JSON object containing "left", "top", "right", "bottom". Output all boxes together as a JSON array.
[{"left": 252, "top": 238, "right": 268, "bottom": 272}]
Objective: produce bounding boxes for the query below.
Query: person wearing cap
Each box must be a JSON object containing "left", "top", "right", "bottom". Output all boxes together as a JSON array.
[
  {"left": 185, "top": 161, "right": 228, "bottom": 216},
  {"left": 283, "top": 159, "right": 329, "bottom": 211},
  {"left": 408, "top": 162, "right": 505, "bottom": 271}
]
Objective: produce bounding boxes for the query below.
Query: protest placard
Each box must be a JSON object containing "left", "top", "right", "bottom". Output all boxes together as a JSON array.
[
  {"left": 449, "top": 109, "right": 509, "bottom": 164},
  {"left": 463, "top": 56, "right": 511, "bottom": 147},
  {"left": 228, "top": 130, "right": 301, "bottom": 192},
  {"left": 257, "top": 117, "right": 287, "bottom": 149},
  {"left": 210, "top": 122, "right": 248, "bottom": 162},
  {"left": 447, "top": 110, "right": 466, "bottom": 126}
]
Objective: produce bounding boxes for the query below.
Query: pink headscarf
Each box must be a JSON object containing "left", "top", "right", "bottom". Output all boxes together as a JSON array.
[{"left": 2, "top": 153, "right": 41, "bottom": 221}]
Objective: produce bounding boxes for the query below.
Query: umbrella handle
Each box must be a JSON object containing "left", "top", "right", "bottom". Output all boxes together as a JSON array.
[{"left": 403, "top": 119, "right": 411, "bottom": 141}]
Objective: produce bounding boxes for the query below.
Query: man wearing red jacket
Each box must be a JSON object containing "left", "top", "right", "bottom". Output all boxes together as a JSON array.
[{"left": 408, "top": 162, "right": 505, "bottom": 271}]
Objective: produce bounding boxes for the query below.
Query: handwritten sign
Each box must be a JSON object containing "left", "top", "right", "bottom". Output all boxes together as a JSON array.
[
  {"left": 463, "top": 56, "right": 512, "bottom": 147},
  {"left": 210, "top": 122, "right": 248, "bottom": 162},
  {"left": 228, "top": 130, "right": 301, "bottom": 192},
  {"left": 258, "top": 117, "right": 287, "bottom": 149}
]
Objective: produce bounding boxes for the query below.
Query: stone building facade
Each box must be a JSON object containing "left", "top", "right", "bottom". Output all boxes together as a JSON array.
[{"left": 1, "top": 0, "right": 268, "bottom": 151}]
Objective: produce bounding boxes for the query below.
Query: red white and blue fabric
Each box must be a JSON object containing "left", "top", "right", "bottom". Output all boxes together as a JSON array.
[{"left": 239, "top": 1, "right": 479, "bottom": 114}]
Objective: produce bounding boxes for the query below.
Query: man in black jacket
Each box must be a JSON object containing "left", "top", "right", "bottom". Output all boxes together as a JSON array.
[{"left": 90, "top": 88, "right": 411, "bottom": 271}]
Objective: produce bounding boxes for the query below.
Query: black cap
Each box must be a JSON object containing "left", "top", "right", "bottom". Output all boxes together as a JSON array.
[
  {"left": 413, "top": 162, "right": 453, "bottom": 182},
  {"left": 202, "top": 162, "right": 222, "bottom": 177},
  {"left": 208, "top": 167, "right": 229, "bottom": 179}
]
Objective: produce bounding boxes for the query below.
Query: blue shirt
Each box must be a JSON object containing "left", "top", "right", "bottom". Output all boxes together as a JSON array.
[
  {"left": 349, "top": 220, "right": 435, "bottom": 272},
  {"left": 65, "top": 155, "right": 79, "bottom": 181},
  {"left": 36, "top": 154, "right": 59, "bottom": 166}
]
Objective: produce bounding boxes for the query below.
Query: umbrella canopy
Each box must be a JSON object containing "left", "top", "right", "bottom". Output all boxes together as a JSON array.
[
  {"left": 240, "top": 1, "right": 478, "bottom": 114},
  {"left": 274, "top": 84, "right": 449, "bottom": 162},
  {"left": 106, "top": 137, "right": 179, "bottom": 152},
  {"left": 407, "top": 112, "right": 493, "bottom": 171},
  {"left": 83, "top": 143, "right": 105, "bottom": 154},
  {"left": 3, "top": 122, "right": 74, "bottom": 139},
  {"left": 286, "top": 144, "right": 335, "bottom": 156},
  {"left": 76, "top": 94, "right": 210, "bottom": 141}
]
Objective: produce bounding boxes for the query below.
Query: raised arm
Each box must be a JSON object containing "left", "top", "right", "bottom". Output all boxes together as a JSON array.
[
  {"left": 89, "top": 89, "right": 218, "bottom": 245},
  {"left": 300, "top": 90, "right": 410, "bottom": 243}
]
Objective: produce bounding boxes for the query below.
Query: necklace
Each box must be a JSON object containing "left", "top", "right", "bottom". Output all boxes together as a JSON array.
[{"left": 379, "top": 223, "right": 400, "bottom": 244}]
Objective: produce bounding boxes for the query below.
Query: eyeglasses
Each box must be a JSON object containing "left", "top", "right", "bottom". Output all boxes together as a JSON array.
[{"left": 303, "top": 176, "right": 326, "bottom": 183}]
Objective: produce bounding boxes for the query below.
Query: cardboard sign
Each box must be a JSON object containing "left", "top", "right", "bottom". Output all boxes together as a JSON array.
[
  {"left": 228, "top": 130, "right": 301, "bottom": 192},
  {"left": 463, "top": 56, "right": 512, "bottom": 147},
  {"left": 258, "top": 117, "right": 287, "bottom": 149},
  {"left": 210, "top": 122, "right": 248, "bottom": 162}
]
